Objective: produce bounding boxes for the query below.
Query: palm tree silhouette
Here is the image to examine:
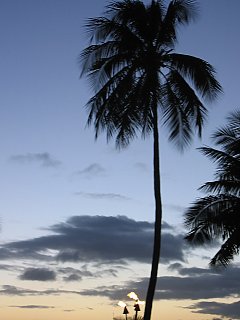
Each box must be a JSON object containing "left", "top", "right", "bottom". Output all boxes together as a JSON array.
[
  {"left": 185, "top": 110, "right": 240, "bottom": 267},
  {"left": 80, "top": 1, "right": 222, "bottom": 319}
]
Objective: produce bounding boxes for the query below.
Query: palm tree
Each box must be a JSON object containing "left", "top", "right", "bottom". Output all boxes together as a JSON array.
[
  {"left": 185, "top": 110, "right": 240, "bottom": 267},
  {"left": 80, "top": 1, "right": 222, "bottom": 319}
]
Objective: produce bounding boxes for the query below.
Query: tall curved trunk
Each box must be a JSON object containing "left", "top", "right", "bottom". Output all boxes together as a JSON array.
[{"left": 144, "top": 104, "right": 162, "bottom": 320}]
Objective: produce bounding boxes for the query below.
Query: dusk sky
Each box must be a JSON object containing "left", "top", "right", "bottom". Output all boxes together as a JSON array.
[{"left": 0, "top": 1, "right": 240, "bottom": 320}]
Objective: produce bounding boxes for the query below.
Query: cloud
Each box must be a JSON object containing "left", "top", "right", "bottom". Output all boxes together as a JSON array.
[
  {"left": 63, "top": 273, "right": 81, "bottom": 282},
  {"left": 0, "top": 285, "right": 83, "bottom": 297},
  {"left": 154, "top": 266, "right": 240, "bottom": 300},
  {"left": 0, "top": 264, "right": 14, "bottom": 270},
  {"left": 80, "top": 265, "right": 240, "bottom": 301},
  {"left": 163, "top": 204, "right": 186, "bottom": 213},
  {"left": 167, "top": 263, "right": 221, "bottom": 276},
  {"left": 9, "top": 152, "right": 61, "bottom": 168},
  {"left": 74, "top": 163, "right": 105, "bottom": 178},
  {"left": 58, "top": 266, "right": 93, "bottom": 282},
  {"left": 58, "top": 265, "right": 118, "bottom": 282},
  {"left": 0, "top": 285, "right": 41, "bottom": 296},
  {"left": 1, "top": 215, "right": 185, "bottom": 265},
  {"left": 19, "top": 268, "right": 56, "bottom": 281},
  {"left": 0, "top": 247, "right": 52, "bottom": 261},
  {"left": 9, "top": 305, "right": 55, "bottom": 309},
  {"left": 134, "top": 162, "right": 148, "bottom": 172},
  {"left": 63, "top": 309, "right": 75, "bottom": 312},
  {"left": 189, "top": 300, "right": 240, "bottom": 319},
  {"left": 3, "top": 265, "right": 240, "bottom": 303},
  {"left": 74, "top": 192, "right": 130, "bottom": 201},
  {"left": 162, "top": 221, "right": 174, "bottom": 230}
]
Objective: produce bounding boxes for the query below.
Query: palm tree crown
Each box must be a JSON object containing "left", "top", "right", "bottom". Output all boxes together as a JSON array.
[
  {"left": 80, "top": 1, "right": 222, "bottom": 319},
  {"left": 81, "top": 0, "right": 221, "bottom": 149},
  {"left": 185, "top": 110, "right": 240, "bottom": 267}
]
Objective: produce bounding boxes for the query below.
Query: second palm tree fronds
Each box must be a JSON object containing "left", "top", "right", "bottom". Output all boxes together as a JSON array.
[{"left": 185, "top": 110, "right": 240, "bottom": 267}]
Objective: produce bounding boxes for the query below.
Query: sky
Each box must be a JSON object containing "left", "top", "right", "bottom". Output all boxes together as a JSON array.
[{"left": 0, "top": 0, "right": 240, "bottom": 320}]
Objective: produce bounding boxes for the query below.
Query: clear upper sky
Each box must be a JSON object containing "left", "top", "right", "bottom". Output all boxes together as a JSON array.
[{"left": 0, "top": 1, "right": 240, "bottom": 320}]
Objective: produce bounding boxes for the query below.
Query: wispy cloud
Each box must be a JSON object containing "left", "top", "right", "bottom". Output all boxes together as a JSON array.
[
  {"left": 62, "top": 273, "right": 81, "bottom": 282},
  {"left": 58, "top": 266, "right": 93, "bottom": 282},
  {"left": 0, "top": 285, "right": 81, "bottom": 296},
  {"left": 9, "top": 152, "right": 61, "bottom": 168},
  {"left": 63, "top": 309, "right": 75, "bottom": 312},
  {"left": 0, "top": 247, "right": 52, "bottom": 261},
  {"left": 134, "top": 162, "right": 148, "bottom": 172},
  {"left": 167, "top": 263, "right": 221, "bottom": 276},
  {"left": 74, "top": 192, "right": 130, "bottom": 201},
  {"left": 9, "top": 305, "right": 55, "bottom": 309},
  {"left": 74, "top": 163, "right": 105, "bottom": 179},
  {"left": 0, "top": 285, "right": 42, "bottom": 296},
  {"left": 0, "top": 263, "right": 15, "bottom": 270},
  {"left": 163, "top": 204, "right": 186, "bottom": 213}
]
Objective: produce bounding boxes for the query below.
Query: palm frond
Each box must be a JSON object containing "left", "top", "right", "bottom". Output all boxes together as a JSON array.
[
  {"left": 212, "top": 110, "right": 240, "bottom": 156},
  {"left": 157, "top": 0, "right": 198, "bottom": 47},
  {"left": 226, "top": 110, "right": 240, "bottom": 130},
  {"left": 210, "top": 229, "right": 240, "bottom": 266},
  {"left": 161, "top": 69, "right": 208, "bottom": 149},
  {"left": 212, "top": 127, "right": 240, "bottom": 156},
  {"left": 147, "top": 0, "right": 165, "bottom": 43},
  {"left": 167, "top": 0, "right": 198, "bottom": 25},
  {"left": 200, "top": 180, "right": 240, "bottom": 196},
  {"left": 85, "top": 65, "right": 135, "bottom": 133},
  {"left": 164, "top": 53, "right": 222, "bottom": 101},
  {"left": 107, "top": 0, "right": 148, "bottom": 37},
  {"left": 185, "top": 194, "right": 240, "bottom": 238},
  {"left": 199, "top": 147, "right": 239, "bottom": 170},
  {"left": 199, "top": 146, "right": 240, "bottom": 194},
  {"left": 84, "top": 17, "right": 115, "bottom": 43},
  {"left": 81, "top": 48, "right": 131, "bottom": 90},
  {"left": 161, "top": 79, "right": 192, "bottom": 150}
]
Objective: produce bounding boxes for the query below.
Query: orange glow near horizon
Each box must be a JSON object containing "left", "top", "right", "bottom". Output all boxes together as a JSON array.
[{"left": 2, "top": 291, "right": 237, "bottom": 320}]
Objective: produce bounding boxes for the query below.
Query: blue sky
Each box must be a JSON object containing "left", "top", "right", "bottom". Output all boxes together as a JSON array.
[{"left": 0, "top": 1, "right": 240, "bottom": 320}]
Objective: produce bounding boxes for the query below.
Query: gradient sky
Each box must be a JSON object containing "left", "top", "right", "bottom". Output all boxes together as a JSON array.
[{"left": 0, "top": 1, "right": 240, "bottom": 320}]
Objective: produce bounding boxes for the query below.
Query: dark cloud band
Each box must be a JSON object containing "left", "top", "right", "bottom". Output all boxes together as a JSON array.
[{"left": 1, "top": 215, "right": 185, "bottom": 264}]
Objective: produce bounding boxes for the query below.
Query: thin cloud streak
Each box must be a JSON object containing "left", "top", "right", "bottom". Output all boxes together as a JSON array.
[
  {"left": 0, "top": 285, "right": 82, "bottom": 296},
  {"left": 74, "top": 163, "right": 105, "bottom": 178},
  {"left": 74, "top": 192, "right": 130, "bottom": 200},
  {"left": 63, "top": 309, "right": 75, "bottom": 312},
  {"left": 9, "top": 152, "right": 61, "bottom": 168},
  {"left": 9, "top": 305, "right": 55, "bottom": 309}
]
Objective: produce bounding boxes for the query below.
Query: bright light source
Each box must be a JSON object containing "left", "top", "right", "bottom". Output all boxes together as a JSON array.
[
  {"left": 127, "top": 292, "right": 138, "bottom": 300},
  {"left": 118, "top": 301, "right": 126, "bottom": 308}
]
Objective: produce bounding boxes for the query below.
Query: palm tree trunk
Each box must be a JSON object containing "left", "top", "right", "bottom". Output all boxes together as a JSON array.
[{"left": 144, "top": 104, "right": 162, "bottom": 320}]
